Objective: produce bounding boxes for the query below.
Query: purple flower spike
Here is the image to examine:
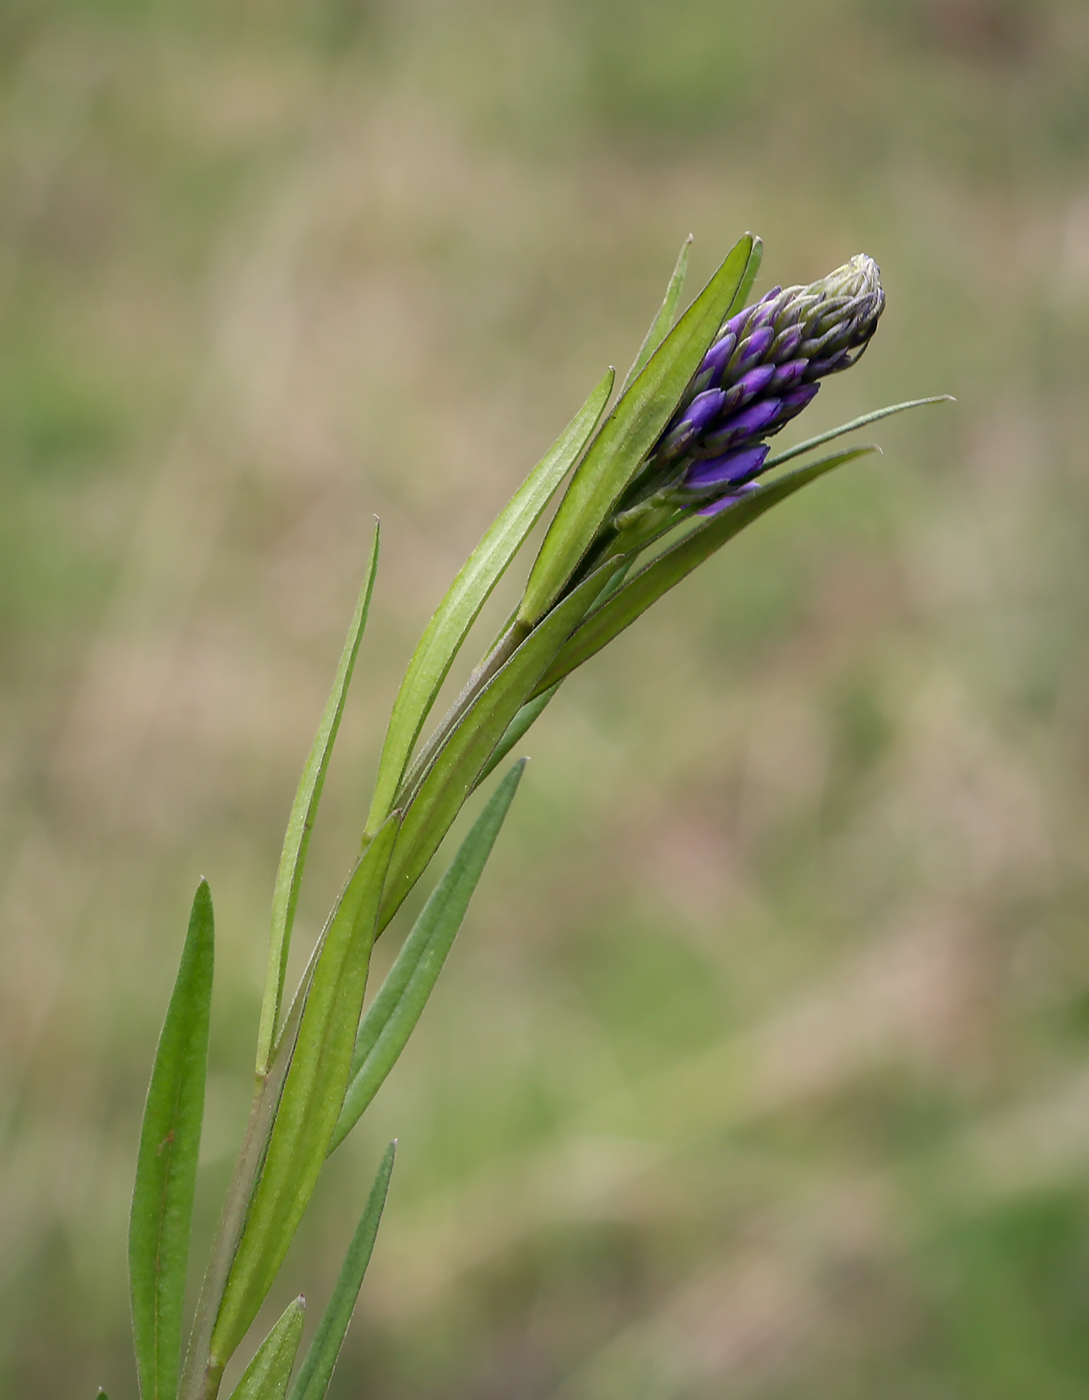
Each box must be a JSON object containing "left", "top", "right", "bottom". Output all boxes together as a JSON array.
[
  {"left": 626, "top": 253, "right": 883, "bottom": 522},
  {"left": 684, "top": 443, "right": 770, "bottom": 491}
]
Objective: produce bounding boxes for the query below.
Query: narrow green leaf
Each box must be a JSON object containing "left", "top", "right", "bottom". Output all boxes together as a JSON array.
[
  {"left": 472, "top": 685, "right": 558, "bottom": 792},
  {"left": 764, "top": 395, "right": 954, "bottom": 471},
  {"left": 619, "top": 235, "right": 692, "bottom": 396},
  {"left": 257, "top": 523, "right": 381, "bottom": 1075},
  {"left": 211, "top": 820, "right": 399, "bottom": 1371},
  {"left": 95, "top": 1390, "right": 109, "bottom": 1399},
  {"left": 227, "top": 1299, "right": 305, "bottom": 1400},
  {"left": 379, "top": 561, "right": 618, "bottom": 931},
  {"left": 332, "top": 763, "right": 525, "bottom": 1152},
  {"left": 130, "top": 880, "right": 215, "bottom": 1400},
  {"left": 287, "top": 1144, "right": 396, "bottom": 1400},
  {"left": 534, "top": 447, "right": 879, "bottom": 694},
  {"left": 365, "top": 369, "right": 614, "bottom": 836},
  {"left": 723, "top": 235, "right": 763, "bottom": 319},
  {"left": 518, "top": 233, "right": 755, "bottom": 627}
]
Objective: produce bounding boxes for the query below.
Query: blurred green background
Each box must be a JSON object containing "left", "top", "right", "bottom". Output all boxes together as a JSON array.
[{"left": 2, "top": 0, "right": 1089, "bottom": 1395}]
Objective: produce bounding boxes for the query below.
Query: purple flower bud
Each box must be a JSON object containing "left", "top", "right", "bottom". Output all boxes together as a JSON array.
[
  {"left": 701, "top": 397, "right": 783, "bottom": 455},
  {"left": 657, "top": 388, "right": 727, "bottom": 458},
  {"left": 683, "top": 443, "right": 770, "bottom": 491},
  {"left": 700, "top": 332, "right": 737, "bottom": 374},
  {"left": 776, "top": 382, "right": 820, "bottom": 423},
  {"left": 721, "top": 363, "right": 776, "bottom": 412},
  {"left": 770, "top": 323, "right": 803, "bottom": 361},
  {"left": 629, "top": 253, "right": 883, "bottom": 525},
  {"left": 727, "top": 325, "right": 775, "bottom": 376},
  {"left": 697, "top": 482, "right": 761, "bottom": 517},
  {"left": 770, "top": 358, "right": 807, "bottom": 390}
]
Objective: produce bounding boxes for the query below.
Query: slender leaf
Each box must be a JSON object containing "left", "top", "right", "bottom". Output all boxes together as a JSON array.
[
  {"left": 211, "top": 820, "right": 399, "bottom": 1371},
  {"left": 619, "top": 236, "right": 692, "bottom": 396},
  {"left": 723, "top": 235, "right": 763, "bottom": 319},
  {"left": 257, "top": 523, "right": 381, "bottom": 1074},
  {"left": 130, "top": 881, "right": 215, "bottom": 1400},
  {"left": 227, "top": 1299, "right": 305, "bottom": 1400},
  {"left": 365, "top": 369, "right": 614, "bottom": 836},
  {"left": 473, "top": 685, "right": 558, "bottom": 791},
  {"left": 287, "top": 1144, "right": 396, "bottom": 1400},
  {"left": 332, "top": 762, "right": 525, "bottom": 1151},
  {"left": 379, "top": 561, "right": 618, "bottom": 931},
  {"left": 764, "top": 395, "right": 954, "bottom": 471},
  {"left": 534, "top": 447, "right": 879, "bottom": 694},
  {"left": 518, "top": 234, "right": 756, "bottom": 627}
]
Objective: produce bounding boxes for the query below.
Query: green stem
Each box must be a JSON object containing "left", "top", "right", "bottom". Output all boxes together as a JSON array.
[{"left": 179, "top": 992, "right": 306, "bottom": 1400}]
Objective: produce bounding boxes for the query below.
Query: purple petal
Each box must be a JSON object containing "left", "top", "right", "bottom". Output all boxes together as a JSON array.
[
  {"left": 721, "top": 363, "right": 775, "bottom": 412},
  {"left": 771, "top": 323, "right": 803, "bottom": 361},
  {"left": 805, "top": 347, "right": 850, "bottom": 377},
  {"left": 683, "top": 388, "right": 727, "bottom": 433},
  {"left": 781, "top": 382, "right": 820, "bottom": 413},
  {"left": 699, "top": 332, "right": 737, "bottom": 375},
  {"left": 684, "top": 443, "right": 770, "bottom": 490},
  {"left": 721, "top": 308, "right": 752, "bottom": 340},
  {"left": 658, "top": 388, "right": 727, "bottom": 457},
  {"left": 697, "top": 482, "right": 761, "bottom": 517},
  {"left": 700, "top": 397, "right": 782, "bottom": 455},
  {"left": 770, "top": 358, "right": 807, "bottom": 390},
  {"left": 729, "top": 325, "right": 774, "bottom": 374}
]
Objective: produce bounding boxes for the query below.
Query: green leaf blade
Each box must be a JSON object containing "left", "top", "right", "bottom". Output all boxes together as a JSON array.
[
  {"left": 130, "top": 880, "right": 215, "bottom": 1400},
  {"left": 518, "top": 233, "right": 755, "bottom": 627},
  {"left": 257, "top": 522, "right": 381, "bottom": 1075},
  {"left": 365, "top": 368, "right": 614, "bottom": 836},
  {"left": 535, "top": 446, "right": 879, "bottom": 693},
  {"left": 764, "top": 395, "right": 954, "bottom": 471},
  {"left": 379, "top": 562, "right": 618, "bottom": 930},
  {"left": 287, "top": 1144, "right": 396, "bottom": 1400},
  {"left": 619, "top": 235, "right": 692, "bottom": 396},
  {"left": 211, "top": 820, "right": 399, "bottom": 1371},
  {"left": 724, "top": 235, "right": 763, "bottom": 319},
  {"left": 332, "top": 761, "right": 526, "bottom": 1152},
  {"left": 227, "top": 1298, "right": 305, "bottom": 1400}
]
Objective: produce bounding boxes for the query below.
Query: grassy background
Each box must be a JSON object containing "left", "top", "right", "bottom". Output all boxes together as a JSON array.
[{"left": 3, "top": 0, "right": 1089, "bottom": 1395}]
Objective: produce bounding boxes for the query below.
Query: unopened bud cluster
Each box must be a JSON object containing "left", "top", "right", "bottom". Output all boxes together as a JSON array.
[{"left": 621, "top": 254, "right": 884, "bottom": 527}]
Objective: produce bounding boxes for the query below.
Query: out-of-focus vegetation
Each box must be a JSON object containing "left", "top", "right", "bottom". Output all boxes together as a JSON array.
[{"left": 2, "top": 0, "right": 1089, "bottom": 1395}]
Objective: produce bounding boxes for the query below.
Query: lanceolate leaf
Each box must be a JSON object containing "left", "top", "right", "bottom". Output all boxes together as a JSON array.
[
  {"left": 130, "top": 881, "right": 215, "bottom": 1400},
  {"left": 723, "top": 235, "right": 763, "bottom": 320},
  {"left": 211, "top": 819, "right": 399, "bottom": 1373},
  {"left": 331, "top": 762, "right": 525, "bottom": 1152},
  {"left": 287, "top": 1144, "right": 396, "bottom": 1400},
  {"left": 257, "top": 523, "right": 381, "bottom": 1075},
  {"left": 619, "top": 236, "right": 692, "bottom": 396},
  {"left": 764, "top": 395, "right": 953, "bottom": 471},
  {"left": 472, "top": 686, "right": 558, "bottom": 791},
  {"left": 365, "top": 368, "right": 614, "bottom": 836},
  {"left": 379, "top": 562, "right": 619, "bottom": 931},
  {"left": 518, "top": 234, "right": 755, "bottom": 627},
  {"left": 227, "top": 1299, "right": 305, "bottom": 1400},
  {"left": 534, "top": 447, "right": 879, "bottom": 694}
]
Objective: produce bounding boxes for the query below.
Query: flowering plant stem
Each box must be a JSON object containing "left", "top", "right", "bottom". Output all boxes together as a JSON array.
[{"left": 123, "top": 230, "right": 949, "bottom": 1400}]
